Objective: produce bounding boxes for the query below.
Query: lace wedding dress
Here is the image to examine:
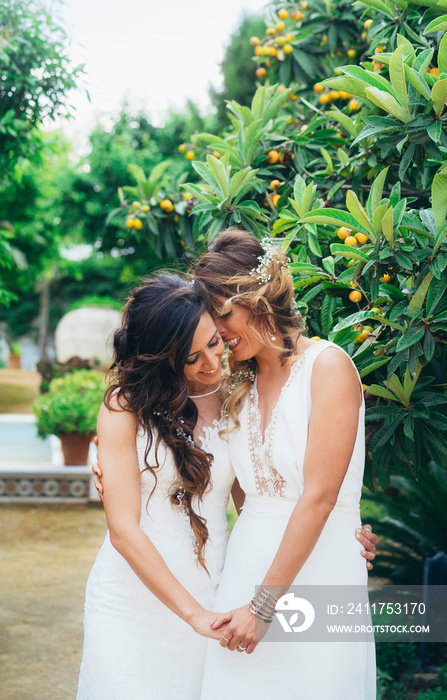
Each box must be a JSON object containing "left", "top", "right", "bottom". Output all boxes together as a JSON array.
[
  {"left": 77, "top": 419, "right": 234, "bottom": 700},
  {"left": 201, "top": 341, "right": 376, "bottom": 700}
]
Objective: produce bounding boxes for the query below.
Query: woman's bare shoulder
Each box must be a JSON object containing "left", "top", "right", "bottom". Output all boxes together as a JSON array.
[{"left": 98, "top": 393, "right": 139, "bottom": 435}]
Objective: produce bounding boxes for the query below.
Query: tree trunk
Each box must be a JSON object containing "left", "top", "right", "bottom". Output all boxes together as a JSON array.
[{"left": 37, "top": 277, "right": 51, "bottom": 361}]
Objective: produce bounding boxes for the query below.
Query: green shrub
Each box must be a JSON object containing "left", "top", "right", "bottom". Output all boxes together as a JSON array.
[{"left": 33, "top": 369, "right": 105, "bottom": 438}]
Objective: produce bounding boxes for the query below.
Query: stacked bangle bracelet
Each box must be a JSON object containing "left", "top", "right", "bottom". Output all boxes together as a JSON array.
[{"left": 248, "top": 587, "right": 278, "bottom": 623}]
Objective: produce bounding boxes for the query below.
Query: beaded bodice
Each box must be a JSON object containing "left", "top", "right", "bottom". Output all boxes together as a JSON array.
[{"left": 247, "top": 355, "right": 307, "bottom": 499}]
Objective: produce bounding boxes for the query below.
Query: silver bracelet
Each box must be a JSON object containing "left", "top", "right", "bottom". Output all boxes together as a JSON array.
[{"left": 248, "top": 587, "right": 278, "bottom": 623}]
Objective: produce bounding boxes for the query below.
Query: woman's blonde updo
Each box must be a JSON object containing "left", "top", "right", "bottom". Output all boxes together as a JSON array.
[{"left": 192, "top": 228, "right": 306, "bottom": 428}]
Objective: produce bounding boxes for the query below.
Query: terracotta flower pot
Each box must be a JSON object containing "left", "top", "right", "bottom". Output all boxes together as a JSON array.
[
  {"left": 8, "top": 353, "right": 21, "bottom": 369},
  {"left": 60, "top": 433, "right": 93, "bottom": 466}
]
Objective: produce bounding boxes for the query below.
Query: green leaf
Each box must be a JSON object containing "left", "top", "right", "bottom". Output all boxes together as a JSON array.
[
  {"left": 326, "top": 110, "right": 360, "bottom": 139},
  {"left": 127, "top": 163, "right": 147, "bottom": 185},
  {"left": 367, "top": 384, "right": 402, "bottom": 402},
  {"left": 346, "top": 190, "right": 375, "bottom": 238},
  {"left": 396, "top": 326, "right": 425, "bottom": 352},
  {"left": 281, "top": 228, "right": 299, "bottom": 253},
  {"left": 181, "top": 183, "right": 218, "bottom": 204},
  {"left": 302, "top": 183, "right": 315, "bottom": 216},
  {"left": 431, "top": 78, "right": 447, "bottom": 118},
  {"left": 385, "top": 374, "right": 407, "bottom": 404},
  {"left": 423, "top": 329, "right": 435, "bottom": 362},
  {"left": 432, "top": 219, "right": 447, "bottom": 256},
  {"left": 337, "top": 148, "right": 350, "bottom": 168},
  {"left": 426, "top": 276, "right": 447, "bottom": 317},
  {"left": 403, "top": 65, "right": 431, "bottom": 100},
  {"left": 206, "top": 155, "right": 231, "bottom": 198},
  {"left": 421, "top": 429, "right": 447, "bottom": 465},
  {"left": 207, "top": 214, "right": 228, "bottom": 241},
  {"left": 389, "top": 45, "right": 411, "bottom": 119},
  {"left": 413, "top": 48, "right": 434, "bottom": 78},
  {"left": 307, "top": 227, "right": 322, "bottom": 256},
  {"left": 432, "top": 168, "right": 447, "bottom": 233},
  {"left": 355, "top": 0, "right": 395, "bottom": 17},
  {"left": 320, "top": 147, "right": 333, "bottom": 174},
  {"left": 322, "top": 256, "right": 335, "bottom": 276},
  {"left": 359, "top": 358, "right": 391, "bottom": 378},
  {"left": 364, "top": 86, "right": 409, "bottom": 123},
  {"left": 302, "top": 209, "right": 370, "bottom": 235},
  {"left": 293, "top": 176, "right": 307, "bottom": 215},
  {"left": 251, "top": 86, "right": 267, "bottom": 121},
  {"left": 261, "top": 88, "right": 292, "bottom": 125},
  {"left": 398, "top": 143, "right": 415, "bottom": 181},
  {"left": 381, "top": 206, "right": 394, "bottom": 249},
  {"left": 321, "top": 295, "right": 336, "bottom": 333},
  {"left": 424, "top": 16, "right": 447, "bottom": 34},
  {"left": 427, "top": 121, "right": 442, "bottom": 143},
  {"left": 372, "top": 203, "right": 389, "bottom": 236},
  {"left": 368, "top": 167, "right": 389, "bottom": 219},
  {"left": 147, "top": 160, "right": 171, "bottom": 187},
  {"left": 370, "top": 413, "right": 406, "bottom": 453},
  {"left": 330, "top": 327, "right": 360, "bottom": 347},
  {"left": 302, "top": 283, "right": 323, "bottom": 303},
  {"left": 329, "top": 243, "right": 369, "bottom": 262},
  {"left": 228, "top": 167, "right": 259, "bottom": 203},
  {"left": 193, "top": 161, "right": 224, "bottom": 197},
  {"left": 408, "top": 272, "right": 433, "bottom": 318}
]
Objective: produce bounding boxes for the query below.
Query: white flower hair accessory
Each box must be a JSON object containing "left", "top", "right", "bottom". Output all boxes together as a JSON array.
[
  {"left": 249, "top": 237, "right": 292, "bottom": 284},
  {"left": 249, "top": 237, "right": 300, "bottom": 315}
]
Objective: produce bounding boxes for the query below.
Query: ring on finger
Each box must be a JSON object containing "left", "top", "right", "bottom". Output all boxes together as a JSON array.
[
  {"left": 222, "top": 636, "right": 230, "bottom": 643},
  {"left": 238, "top": 643, "right": 248, "bottom": 651}
]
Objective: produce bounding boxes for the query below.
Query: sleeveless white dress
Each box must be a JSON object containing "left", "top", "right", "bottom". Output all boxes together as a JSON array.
[
  {"left": 77, "top": 419, "right": 234, "bottom": 700},
  {"left": 201, "top": 341, "right": 376, "bottom": 700}
]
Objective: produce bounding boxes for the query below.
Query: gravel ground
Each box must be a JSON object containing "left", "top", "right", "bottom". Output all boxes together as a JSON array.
[{"left": 0, "top": 504, "right": 107, "bottom": 700}]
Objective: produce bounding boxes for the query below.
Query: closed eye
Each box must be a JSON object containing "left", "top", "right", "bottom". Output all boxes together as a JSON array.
[{"left": 185, "top": 334, "right": 220, "bottom": 365}]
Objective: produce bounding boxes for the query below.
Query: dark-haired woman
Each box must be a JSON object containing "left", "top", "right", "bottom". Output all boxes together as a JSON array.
[
  {"left": 76, "top": 275, "right": 236, "bottom": 699},
  {"left": 193, "top": 230, "right": 377, "bottom": 699}
]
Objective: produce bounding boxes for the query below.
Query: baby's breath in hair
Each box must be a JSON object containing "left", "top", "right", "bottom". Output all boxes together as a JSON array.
[{"left": 250, "top": 236, "right": 294, "bottom": 284}]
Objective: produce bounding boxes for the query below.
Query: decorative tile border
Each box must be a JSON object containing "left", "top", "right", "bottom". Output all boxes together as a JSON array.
[
  {"left": 0, "top": 414, "right": 99, "bottom": 502},
  {"left": 0, "top": 467, "right": 93, "bottom": 503}
]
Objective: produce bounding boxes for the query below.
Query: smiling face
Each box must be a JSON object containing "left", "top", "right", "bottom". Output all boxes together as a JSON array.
[
  {"left": 213, "top": 300, "right": 266, "bottom": 362},
  {"left": 183, "top": 312, "right": 224, "bottom": 391}
]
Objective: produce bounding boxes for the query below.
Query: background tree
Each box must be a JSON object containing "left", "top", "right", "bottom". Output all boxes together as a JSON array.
[
  {"left": 0, "top": 0, "right": 85, "bottom": 309},
  {"left": 210, "top": 13, "right": 266, "bottom": 131}
]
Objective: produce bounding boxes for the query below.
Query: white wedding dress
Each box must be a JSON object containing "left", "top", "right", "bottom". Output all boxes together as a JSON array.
[
  {"left": 201, "top": 341, "right": 376, "bottom": 700},
  {"left": 77, "top": 419, "right": 234, "bottom": 700}
]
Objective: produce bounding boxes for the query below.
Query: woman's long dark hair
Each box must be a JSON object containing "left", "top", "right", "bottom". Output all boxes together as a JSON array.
[{"left": 104, "top": 274, "right": 214, "bottom": 572}]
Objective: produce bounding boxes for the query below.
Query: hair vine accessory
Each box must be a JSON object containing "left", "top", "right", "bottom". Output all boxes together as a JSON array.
[
  {"left": 152, "top": 408, "right": 194, "bottom": 445},
  {"left": 227, "top": 368, "right": 256, "bottom": 396}
]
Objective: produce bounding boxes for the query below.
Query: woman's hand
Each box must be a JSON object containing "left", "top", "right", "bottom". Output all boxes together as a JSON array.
[
  {"left": 211, "top": 605, "right": 269, "bottom": 654},
  {"left": 91, "top": 436, "right": 104, "bottom": 501},
  {"left": 190, "top": 608, "right": 230, "bottom": 641},
  {"left": 356, "top": 524, "right": 378, "bottom": 570}
]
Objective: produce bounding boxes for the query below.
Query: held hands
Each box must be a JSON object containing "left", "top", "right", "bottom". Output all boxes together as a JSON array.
[
  {"left": 356, "top": 524, "right": 378, "bottom": 570},
  {"left": 210, "top": 606, "right": 269, "bottom": 654},
  {"left": 190, "top": 608, "right": 230, "bottom": 641}
]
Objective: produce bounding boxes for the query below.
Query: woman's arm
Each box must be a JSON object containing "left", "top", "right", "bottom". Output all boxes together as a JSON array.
[
  {"left": 212, "top": 348, "right": 366, "bottom": 651},
  {"left": 97, "top": 398, "right": 226, "bottom": 640}
]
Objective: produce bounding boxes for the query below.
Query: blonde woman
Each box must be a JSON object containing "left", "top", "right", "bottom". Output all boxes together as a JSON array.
[{"left": 193, "top": 229, "right": 376, "bottom": 699}]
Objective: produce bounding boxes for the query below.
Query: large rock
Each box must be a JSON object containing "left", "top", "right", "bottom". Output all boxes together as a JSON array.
[{"left": 55, "top": 307, "right": 121, "bottom": 366}]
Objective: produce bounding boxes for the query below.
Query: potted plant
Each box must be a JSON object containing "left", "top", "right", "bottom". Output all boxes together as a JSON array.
[
  {"left": 8, "top": 341, "right": 22, "bottom": 369},
  {"left": 33, "top": 369, "right": 106, "bottom": 465}
]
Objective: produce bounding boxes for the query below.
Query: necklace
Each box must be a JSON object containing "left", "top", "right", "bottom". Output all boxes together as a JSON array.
[{"left": 189, "top": 383, "right": 221, "bottom": 399}]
